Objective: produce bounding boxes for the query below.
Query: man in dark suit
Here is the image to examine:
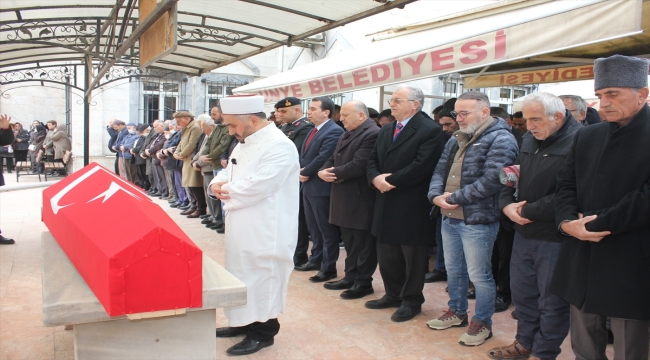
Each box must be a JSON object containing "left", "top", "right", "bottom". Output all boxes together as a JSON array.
[
  {"left": 318, "top": 101, "right": 379, "bottom": 299},
  {"left": 366, "top": 86, "right": 445, "bottom": 322},
  {"left": 294, "top": 96, "right": 344, "bottom": 282},
  {"left": 275, "top": 97, "right": 314, "bottom": 266},
  {"left": 488, "top": 106, "right": 524, "bottom": 313}
]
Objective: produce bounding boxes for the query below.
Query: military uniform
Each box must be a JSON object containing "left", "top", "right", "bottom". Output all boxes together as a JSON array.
[
  {"left": 281, "top": 117, "right": 314, "bottom": 152},
  {"left": 275, "top": 97, "right": 314, "bottom": 266}
]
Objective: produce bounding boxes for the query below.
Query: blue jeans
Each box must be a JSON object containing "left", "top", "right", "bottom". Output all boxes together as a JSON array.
[{"left": 442, "top": 217, "right": 498, "bottom": 325}]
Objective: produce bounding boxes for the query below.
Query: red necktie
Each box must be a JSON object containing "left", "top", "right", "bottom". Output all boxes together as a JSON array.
[
  {"left": 393, "top": 122, "right": 404, "bottom": 142},
  {"left": 304, "top": 128, "right": 318, "bottom": 150}
]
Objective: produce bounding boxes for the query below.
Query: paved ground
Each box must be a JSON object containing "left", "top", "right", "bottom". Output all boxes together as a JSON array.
[{"left": 0, "top": 170, "right": 619, "bottom": 359}]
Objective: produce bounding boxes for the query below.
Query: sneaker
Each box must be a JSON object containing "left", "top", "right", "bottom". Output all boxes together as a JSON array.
[
  {"left": 427, "top": 309, "right": 469, "bottom": 330},
  {"left": 459, "top": 319, "right": 493, "bottom": 346}
]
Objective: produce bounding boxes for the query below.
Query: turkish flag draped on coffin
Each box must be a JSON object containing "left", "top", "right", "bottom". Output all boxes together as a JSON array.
[{"left": 42, "top": 163, "right": 202, "bottom": 317}]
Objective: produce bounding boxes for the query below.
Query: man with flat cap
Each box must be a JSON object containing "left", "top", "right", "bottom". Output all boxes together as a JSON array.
[
  {"left": 210, "top": 95, "right": 299, "bottom": 356},
  {"left": 551, "top": 54, "right": 650, "bottom": 360},
  {"left": 275, "top": 97, "right": 314, "bottom": 267}
]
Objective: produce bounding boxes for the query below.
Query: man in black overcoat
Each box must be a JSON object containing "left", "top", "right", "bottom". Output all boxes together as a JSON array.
[
  {"left": 365, "top": 86, "right": 444, "bottom": 322},
  {"left": 552, "top": 54, "right": 650, "bottom": 360},
  {"left": 0, "top": 114, "right": 16, "bottom": 245},
  {"left": 318, "top": 100, "right": 380, "bottom": 299}
]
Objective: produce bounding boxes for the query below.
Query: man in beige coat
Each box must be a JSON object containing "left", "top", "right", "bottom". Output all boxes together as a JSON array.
[{"left": 173, "top": 111, "right": 205, "bottom": 217}]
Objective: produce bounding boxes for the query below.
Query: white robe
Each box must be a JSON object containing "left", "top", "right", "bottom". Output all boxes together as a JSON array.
[{"left": 210, "top": 123, "right": 299, "bottom": 326}]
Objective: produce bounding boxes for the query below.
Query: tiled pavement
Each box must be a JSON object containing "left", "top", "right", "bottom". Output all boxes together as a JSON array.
[{"left": 0, "top": 172, "right": 619, "bottom": 359}]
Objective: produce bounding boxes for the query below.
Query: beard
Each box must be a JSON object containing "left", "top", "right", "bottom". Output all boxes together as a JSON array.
[{"left": 459, "top": 122, "right": 481, "bottom": 135}]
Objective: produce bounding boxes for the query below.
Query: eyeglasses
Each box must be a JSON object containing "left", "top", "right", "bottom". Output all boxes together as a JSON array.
[
  {"left": 450, "top": 109, "right": 481, "bottom": 119},
  {"left": 387, "top": 98, "right": 414, "bottom": 106}
]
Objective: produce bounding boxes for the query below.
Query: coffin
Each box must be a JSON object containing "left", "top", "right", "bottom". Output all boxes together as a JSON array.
[{"left": 42, "top": 163, "right": 202, "bottom": 317}]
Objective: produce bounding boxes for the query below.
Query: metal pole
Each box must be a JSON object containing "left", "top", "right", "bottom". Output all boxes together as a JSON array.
[{"left": 84, "top": 55, "right": 91, "bottom": 166}]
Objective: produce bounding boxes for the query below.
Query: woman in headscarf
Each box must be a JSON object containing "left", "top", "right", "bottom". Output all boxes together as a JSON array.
[{"left": 29, "top": 124, "right": 47, "bottom": 174}]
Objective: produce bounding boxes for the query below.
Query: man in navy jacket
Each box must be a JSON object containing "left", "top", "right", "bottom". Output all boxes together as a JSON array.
[{"left": 294, "top": 97, "right": 344, "bottom": 282}]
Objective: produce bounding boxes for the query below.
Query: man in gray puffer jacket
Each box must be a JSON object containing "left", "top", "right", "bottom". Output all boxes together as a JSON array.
[{"left": 426, "top": 91, "right": 518, "bottom": 347}]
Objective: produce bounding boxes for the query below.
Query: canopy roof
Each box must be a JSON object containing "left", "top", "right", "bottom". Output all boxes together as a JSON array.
[
  {"left": 233, "top": 0, "right": 647, "bottom": 101},
  {"left": 0, "top": 0, "right": 416, "bottom": 74}
]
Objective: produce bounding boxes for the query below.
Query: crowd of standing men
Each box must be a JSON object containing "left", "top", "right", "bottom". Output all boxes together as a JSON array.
[{"left": 100, "top": 54, "right": 648, "bottom": 359}]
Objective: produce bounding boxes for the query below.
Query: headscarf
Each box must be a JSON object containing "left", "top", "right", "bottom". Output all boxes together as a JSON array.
[
  {"left": 33, "top": 124, "right": 47, "bottom": 144},
  {"left": 57, "top": 124, "right": 67, "bottom": 132}
]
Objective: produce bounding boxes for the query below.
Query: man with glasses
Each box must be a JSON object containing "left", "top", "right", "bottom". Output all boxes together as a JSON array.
[
  {"left": 427, "top": 91, "right": 518, "bottom": 346},
  {"left": 365, "top": 86, "right": 445, "bottom": 322}
]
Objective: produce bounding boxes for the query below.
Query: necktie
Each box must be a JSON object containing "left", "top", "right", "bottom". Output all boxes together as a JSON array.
[
  {"left": 304, "top": 128, "right": 318, "bottom": 150},
  {"left": 393, "top": 122, "right": 404, "bottom": 142}
]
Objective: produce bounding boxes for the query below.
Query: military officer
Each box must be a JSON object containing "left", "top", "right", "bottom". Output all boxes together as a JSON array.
[
  {"left": 275, "top": 97, "right": 314, "bottom": 266},
  {"left": 275, "top": 97, "right": 314, "bottom": 153}
]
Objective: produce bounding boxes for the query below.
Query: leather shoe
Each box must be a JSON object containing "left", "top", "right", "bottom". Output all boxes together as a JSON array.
[
  {"left": 365, "top": 296, "right": 401, "bottom": 309},
  {"left": 201, "top": 218, "right": 213, "bottom": 224},
  {"left": 323, "top": 278, "right": 354, "bottom": 290},
  {"left": 341, "top": 285, "right": 374, "bottom": 299},
  {"left": 495, "top": 295, "right": 511, "bottom": 313},
  {"left": 216, "top": 226, "right": 225, "bottom": 234},
  {"left": 226, "top": 338, "right": 274, "bottom": 356},
  {"left": 178, "top": 204, "right": 192, "bottom": 211},
  {"left": 467, "top": 288, "right": 476, "bottom": 299},
  {"left": 215, "top": 326, "right": 248, "bottom": 338},
  {"left": 169, "top": 202, "right": 182, "bottom": 208},
  {"left": 511, "top": 310, "right": 518, "bottom": 320},
  {"left": 208, "top": 222, "right": 223, "bottom": 229},
  {"left": 0, "top": 235, "right": 15, "bottom": 245},
  {"left": 199, "top": 214, "right": 211, "bottom": 219},
  {"left": 187, "top": 210, "right": 206, "bottom": 218},
  {"left": 309, "top": 270, "right": 337, "bottom": 282},
  {"left": 294, "top": 262, "right": 319, "bottom": 272},
  {"left": 150, "top": 192, "right": 162, "bottom": 197},
  {"left": 424, "top": 269, "right": 447, "bottom": 283},
  {"left": 391, "top": 304, "right": 421, "bottom": 322},
  {"left": 180, "top": 208, "right": 197, "bottom": 215}
]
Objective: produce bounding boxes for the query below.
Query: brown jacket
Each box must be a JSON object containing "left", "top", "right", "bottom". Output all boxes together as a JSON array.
[{"left": 174, "top": 120, "right": 203, "bottom": 187}]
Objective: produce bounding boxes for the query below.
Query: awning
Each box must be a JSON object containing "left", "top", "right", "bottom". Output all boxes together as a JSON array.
[
  {"left": 0, "top": 0, "right": 417, "bottom": 74},
  {"left": 233, "top": 0, "right": 644, "bottom": 101}
]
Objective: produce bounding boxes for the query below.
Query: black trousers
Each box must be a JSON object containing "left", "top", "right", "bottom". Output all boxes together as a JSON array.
[
  {"left": 232, "top": 318, "right": 280, "bottom": 342},
  {"left": 187, "top": 186, "right": 207, "bottom": 212},
  {"left": 136, "top": 164, "right": 149, "bottom": 189},
  {"left": 114, "top": 153, "right": 119, "bottom": 174},
  {"left": 492, "top": 221, "right": 515, "bottom": 298},
  {"left": 377, "top": 243, "right": 428, "bottom": 307},
  {"left": 293, "top": 190, "right": 310, "bottom": 265},
  {"left": 341, "top": 227, "right": 377, "bottom": 287}
]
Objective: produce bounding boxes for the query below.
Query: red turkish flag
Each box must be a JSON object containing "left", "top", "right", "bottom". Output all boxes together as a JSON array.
[{"left": 42, "top": 163, "right": 202, "bottom": 317}]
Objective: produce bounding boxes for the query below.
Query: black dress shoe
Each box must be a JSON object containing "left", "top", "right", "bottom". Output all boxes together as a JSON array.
[
  {"left": 424, "top": 269, "right": 447, "bottom": 283},
  {"left": 467, "top": 288, "right": 476, "bottom": 299},
  {"left": 208, "top": 222, "right": 223, "bottom": 229},
  {"left": 169, "top": 202, "right": 181, "bottom": 208},
  {"left": 179, "top": 205, "right": 191, "bottom": 211},
  {"left": 391, "top": 304, "right": 421, "bottom": 322},
  {"left": 294, "top": 262, "right": 320, "bottom": 272},
  {"left": 199, "top": 214, "right": 211, "bottom": 219},
  {"left": 365, "top": 296, "right": 402, "bottom": 309},
  {"left": 309, "top": 270, "right": 337, "bottom": 282},
  {"left": 226, "top": 338, "right": 274, "bottom": 356},
  {"left": 323, "top": 278, "right": 354, "bottom": 290},
  {"left": 215, "top": 326, "right": 248, "bottom": 338},
  {"left": 150, "top": 192, "right": 162, "bottom": 197},
  {"left": 511, "top": 310, "right": 518, "bottom": 320},
  {"left": 340, "top": 284, "right": 374, "bottom": 299},
  {"left": 495, "top": 295, "right": 511, "bottom": 313},
  {"left": 216, "top": 226, "right": 225, "bottom": 234},
  {"left": 0, "top": 235, "right": 15, "bottom": 245},
  {"left": 201, "top": 217, "right": 214, "bottom": 224}
]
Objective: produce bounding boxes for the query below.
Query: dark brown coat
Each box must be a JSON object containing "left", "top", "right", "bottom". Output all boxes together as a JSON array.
[{"left": 321, "top": 119, "right": 379, "bottom": 230}]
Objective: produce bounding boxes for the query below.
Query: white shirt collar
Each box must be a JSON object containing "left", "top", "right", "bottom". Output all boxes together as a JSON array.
[{"left": 315, "top": 118, "right": 330, "bottom": 131}]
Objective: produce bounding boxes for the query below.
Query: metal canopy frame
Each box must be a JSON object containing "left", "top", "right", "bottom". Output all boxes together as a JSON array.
[{"left": 0, "top": 0, "right": 417, "bottom": 165}]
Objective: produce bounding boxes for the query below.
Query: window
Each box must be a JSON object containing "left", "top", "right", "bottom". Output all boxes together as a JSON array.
[
  {"left": 208, "top": 85, "right": 222, "bottom": 95},
  {"left": 225, "top": 87, "right": 235, "bottom": 95},
  {"left": 500, "top": 88, "right": 512, "bottom": 99},
  {"left": 141, "top": 80, "right": 181, "bottom": 123},
  {"left": 443, "top": 82, "right": 457, "bottom": 94},
  {"left": 513, "top": 89, "right": 526, "bottom": 99}
]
